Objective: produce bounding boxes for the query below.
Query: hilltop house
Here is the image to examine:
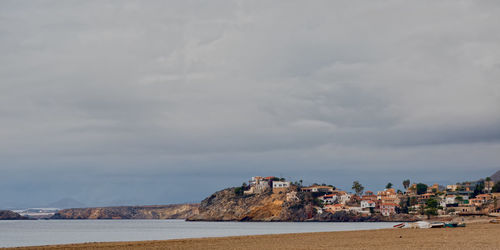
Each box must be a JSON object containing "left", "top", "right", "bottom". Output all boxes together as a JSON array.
[
  {"left": 427, "top": 183, "right": 443, "bottom": 193},
  {"left": 476, "top": 194, "right": 492, "bottom": 202},
  {"left": 347, "top": 206, "right": 364, "bottom": 214},
  {"left": 301, "top": 185, "right": 334, "bottom": 193},
  {"left": 272, "top": 181, "right": 291, "bottom": 193},
  {"left": 244, "top": 176, "right": 271, "bottom": 194},
  {"left": 319, "top": 194, "right": 337, "bottom": 204},
  {"left": 418, "top": 193, "right": 434, "bottom": 203},
  {"left": 361, "top": 191, "right": 377, "bottom": 201},
  {"left": 338, "top": 191, "right": 352, "bottom": 204},
  {"left": 377, "top": 189, "right": 399, "bottom": 204},
  {"left": 455, "top": 205, "right": 476, "bottom": 214},
  {"left": 361, "top": 200, "right": 376, "bottom": 209},
  {"left": 484, "top": 181, "right": 495, "bottom": 193},
  {"left": 380, "top": 203, "right": 398, "bottom": 216},
  {"left": 445, "top": 195, "right": 457, "bottom": 204},
  {"left": 469, "top": 194, "right": 491, "bottom": 207},
  {"left": 324, "top": 204, "right": 344, "bottom": 213},
  {"left": 406, "top": 184, "right": 417, "bottom": 196},
  {"left": 447, "top": 185, "right": 459, "bottom": 192}
]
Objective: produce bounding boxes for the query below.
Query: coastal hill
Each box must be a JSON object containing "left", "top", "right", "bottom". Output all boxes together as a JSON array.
[
  {"left": 52, "top": 204, "right": 199, "bottom": 219},
  {"left": 0, "top": 210, "right": 29, "bottom": 220},
  {"left": 491, "top": 170, "right": 500, "bottom": 183},
  {"left": 187, "top": 187, "right": 415, "bottom": 222},
  {"left": 187, "top": 187, "right": 310, "bottom": 221}
]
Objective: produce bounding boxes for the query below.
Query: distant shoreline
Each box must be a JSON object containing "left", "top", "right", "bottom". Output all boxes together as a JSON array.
[{"left": 8, "top": 222, "right": 500, "bottom": 250}]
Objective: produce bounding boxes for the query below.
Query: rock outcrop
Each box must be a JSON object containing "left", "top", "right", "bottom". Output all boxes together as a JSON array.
[
  {"left": 187, "top": 187, "right": 418, "bottom": 222},
  {"left": 51, "top": 204, "right": 199, "bottom": 219},
  {"left": 187, "top": 188, "right": 312, "bottom": 221},
  {"left": 0, "top": 210, "right": 29, "bottom": 220}
]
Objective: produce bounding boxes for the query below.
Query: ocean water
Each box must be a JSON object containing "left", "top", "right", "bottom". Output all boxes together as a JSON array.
[{"left": 0, "top": 220, "right": 396, "bottom": 247}]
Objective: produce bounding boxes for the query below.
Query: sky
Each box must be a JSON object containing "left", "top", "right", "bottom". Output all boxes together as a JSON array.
[{"left": 1, "top": 0, "right": 499, "bottom": 209}]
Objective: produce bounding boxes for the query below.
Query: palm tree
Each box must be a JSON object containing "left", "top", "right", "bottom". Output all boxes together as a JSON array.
[
  {"left": 352, "top": 181, "right": 364, "bottom": 196},
  {"left": 386, "top": 182, "right": 393, "bottom": 189},
  {"left": 403, "top": 179, "right": 410, "bottom": 190}
]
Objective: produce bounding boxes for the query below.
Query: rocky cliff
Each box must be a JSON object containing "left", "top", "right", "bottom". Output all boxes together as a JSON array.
[
  {"left": 0, "top": 210, "right": 29, "bottom": 220},
  {"left": 51, "top": 204, "right": 199, "bottom": 219},
  {"left": 187, "top": 187, "right": 417, "bottom": 222},
  {"left": 187, "top": 188, "right": 312, "bottom": 221}
]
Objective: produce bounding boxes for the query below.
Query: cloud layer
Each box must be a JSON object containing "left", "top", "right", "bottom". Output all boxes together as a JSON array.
[{"left": 1, "top": 0, "right": 499, "bottom": 207}]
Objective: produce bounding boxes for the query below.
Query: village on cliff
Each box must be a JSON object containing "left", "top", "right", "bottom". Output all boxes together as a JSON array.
[{"left": 240, "top": 176, "right": 500, "bottom": 218}]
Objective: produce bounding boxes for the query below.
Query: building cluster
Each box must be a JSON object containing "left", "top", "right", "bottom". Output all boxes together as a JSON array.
[
  {"left": 243, "top": 176, "right": 500, "bottom": 217},
  {"left": 316, "top": 188, "right": 400, "bottom": 216},
  {"left": 244, "top": 176, "right": 291, "bottom": 195}
]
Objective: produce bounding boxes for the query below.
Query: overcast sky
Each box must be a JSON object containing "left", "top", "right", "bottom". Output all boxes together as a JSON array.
[{"left": 1, "top": 0, "right": 499, "bottom": 208}]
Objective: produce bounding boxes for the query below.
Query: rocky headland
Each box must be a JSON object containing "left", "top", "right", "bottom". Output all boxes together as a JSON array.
[
  {"left": 51, "top": 204, "right": 199, "bottom": 219},
  {"left": 0, "top": 210, "right": 29, "bottom": 220},
  {"left": 187, "top": 187, "right": 417, "bottom": 222}
]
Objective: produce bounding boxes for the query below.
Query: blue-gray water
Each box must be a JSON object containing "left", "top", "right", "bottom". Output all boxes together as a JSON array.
[{"left": 0, "top": 220, "right": 396, "bottom": 247}]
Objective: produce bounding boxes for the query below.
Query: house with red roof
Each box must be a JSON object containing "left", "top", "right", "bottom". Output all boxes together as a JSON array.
[
  {"left": 380, "top": 203, "right": 398, "bottom": 216},
  {"left": 361, "top": 200, "right": 376, "bottom": 209}
]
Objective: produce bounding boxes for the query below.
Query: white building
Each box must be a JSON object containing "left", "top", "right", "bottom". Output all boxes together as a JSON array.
[
  {"left": 319, "top": 194, "right": 338, "bottom": 204},
  {"left": 273, "top": 181, "right": 290, "bottom": 189},
  {"left": 361, "top": 200, "right": 376, "bottom": 209},
  {"left": 339, "top": 193, "right": 352, "bottom": 204},
  {"left": 348, "top": 206, "right": 364, "bottom": 213},
  {"left": 244, "top": 176, "right": 271, "bottom": 194},
  {"left": 445, "top": 195, "right": 457, "bottom": 204}
]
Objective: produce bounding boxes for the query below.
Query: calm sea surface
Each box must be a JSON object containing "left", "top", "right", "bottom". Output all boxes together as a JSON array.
[{"left": 0, "top": 220, "right": 396, "bottom": 247}]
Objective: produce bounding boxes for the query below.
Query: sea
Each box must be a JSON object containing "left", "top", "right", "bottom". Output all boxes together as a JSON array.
[{"left": 0, "top": 220, "right": 396, "bottom": 247}]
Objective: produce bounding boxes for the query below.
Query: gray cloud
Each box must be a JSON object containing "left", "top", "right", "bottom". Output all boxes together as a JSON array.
[{"left": 1, "top": 0, "right": 499, "bottom": 208}]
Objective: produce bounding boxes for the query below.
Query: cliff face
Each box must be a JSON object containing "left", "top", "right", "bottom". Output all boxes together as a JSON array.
[
  {"left": 187, "top": 188, "right": 313, "bottom": 222},
  {"left": 187, "top": 187, "right": 418, "bottom": 222},
  {"left": 51, "top": 204, "right": 199, "bottom": 219},
  {"left": 0, "top": 210, "right": 29, "bottom": 220}
]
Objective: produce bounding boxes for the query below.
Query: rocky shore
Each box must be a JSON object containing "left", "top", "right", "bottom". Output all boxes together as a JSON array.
[
  {"left": 0, "top": 210, "right": 29, "bottom": 220},
  {"left": 51, "top": 204, "right": 199, "bottom": 219}
]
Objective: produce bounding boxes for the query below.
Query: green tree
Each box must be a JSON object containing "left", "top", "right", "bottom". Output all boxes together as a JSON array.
[
  {"left": 410, "top": 196, "right": 418, "bottom": 206},
  {"left": 313, "top": 198, "right": 324, "bottom": 208},
  {"left": 234, "top": 187, "right": 243, "bottom": 196},
  {"left": 416, "top": 183, "right": 428, "bottom": 195},
  {"left": 386, "top": 182, "right": 393, "bottom": 189},
  {"left": 403, "top": 179, "right": 410, "bottom": 190},
  {"left": 426, "top": 198, "right": 438, "bottom": 208},
  {"left": 423, "top": 198, "right": 439, "bottom": 218},
  {"left": 352, "top": 181, "right": 364, "bottom": 196},
  {"left": 493, "top": 182, "right": 500, "bottom": 193},
  {"left": 473, "top": 181, "right": 485, "bottom": 197},
  {"left": 399, "top": 197, "right": 410, "bottom": 214},
  {"left": 425, "top": 207, "right": 438, "bottom": 217}
]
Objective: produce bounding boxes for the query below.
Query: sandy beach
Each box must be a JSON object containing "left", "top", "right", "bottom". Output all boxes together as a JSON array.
[{"left": 8, "top": 222, "right": 500, "bottom": 250}]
